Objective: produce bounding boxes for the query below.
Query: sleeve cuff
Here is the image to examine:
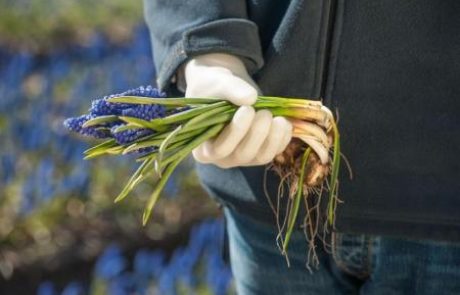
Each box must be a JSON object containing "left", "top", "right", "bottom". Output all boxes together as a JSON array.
[{"left": 155, "top": 18, "right": 264, "bottom": 92}]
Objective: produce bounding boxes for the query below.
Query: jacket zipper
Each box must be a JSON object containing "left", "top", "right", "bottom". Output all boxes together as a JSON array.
[{"left": 319, "top": 0, "right": 338, "bottom": 99}]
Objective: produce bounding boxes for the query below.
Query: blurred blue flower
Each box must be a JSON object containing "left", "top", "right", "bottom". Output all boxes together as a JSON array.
[
  {"left": 134, "top": 249, "right": 165, "bottom": 278},
  {"left": 37, "top": 281, "right": 57, "bottom": 295},
  {"left": 164, "top": 177, "right": 179, "bottom": 198},
  {"left": 1, "top": 153, "right": 16, "bottom": 184},
  {"left": 94, "top": 244, "right": 127, "bottom": 280},
  {"left": 121, "top": 85, "right": 165, "bottom": 98},
  {"left": 108, "top": 273, "right": 138, "bottom": 295},
  {"left": 61, "top": 281, "right": 85, "bottom": 295},
  {"left": 20, "top": 174, "right": 36, "bottom": 215},
  {"left": 157, "top": 267, "right": 177, "bottom": 295},
  {"left": 56, "top": 161, "right": 90, "bottom": 197},
  {"left": 36, "top": 158, "right": 55, "bottom": 202}
]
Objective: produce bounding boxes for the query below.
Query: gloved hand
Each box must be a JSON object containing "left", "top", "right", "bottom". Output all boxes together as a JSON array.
[{"left": 180, "top": 53, "right": 329, "bottom": 168}]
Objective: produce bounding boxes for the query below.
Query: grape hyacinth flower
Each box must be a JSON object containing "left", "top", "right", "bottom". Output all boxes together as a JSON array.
[
  {"left": 63, "top": 114, "right": 111, "bottom": 139},
  {"left": 121, "top": 104, "right": 166, "bottom": 121},
  {"left": 90, "top": 98, "right": 128, "bottom": 116},
  {"left": 90, "top": 86, "right": 166, "bottom": 116},
  {"left": 64, "top": 86, "right": 168, "bottom": 142},
  {"left": 110, "top": 125, "right": 153, "bottom": 145}
]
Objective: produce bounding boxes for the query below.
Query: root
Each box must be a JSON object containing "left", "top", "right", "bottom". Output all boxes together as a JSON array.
[{"left": 265, "top": 137, "right": 341, "bottom": 270}]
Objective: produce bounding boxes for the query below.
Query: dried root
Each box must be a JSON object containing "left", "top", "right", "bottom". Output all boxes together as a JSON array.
[
  {"left": 274, "top": 139, "right": 329, "bottom": 187},
  {"left": 268, "top": 137, "right": 336, "bottom": 270}
]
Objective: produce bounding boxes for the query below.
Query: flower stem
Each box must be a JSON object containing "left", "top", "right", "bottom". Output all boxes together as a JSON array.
[
  {"left": 327, "top": 120, "right": 341, "bottom": 225},
  {"left": 283, "top": 147, "right": 311, "bottom": 254},
  {"left": 142, "top": 123, "right": 225, "bottom": 225}
]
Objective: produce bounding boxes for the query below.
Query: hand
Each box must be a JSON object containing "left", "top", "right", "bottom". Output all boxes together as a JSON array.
[{"left": 182, "top": 53, "right": 293, "bottom": 168}]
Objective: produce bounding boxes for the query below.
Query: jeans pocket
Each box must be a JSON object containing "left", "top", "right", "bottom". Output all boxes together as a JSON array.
[{"left": 331, "top": 231, "right": 373, "bottom": 278}]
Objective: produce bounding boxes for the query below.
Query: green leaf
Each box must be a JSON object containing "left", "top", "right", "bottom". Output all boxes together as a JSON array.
[
  {"left": 257, "top": 96, "right": 322, "bottom": 108},
  {"left": 141, "top": 123, "right": 226, "bottom": 225},
  {"left": 122, "top": 127, "right": 205, "bottom": 155},
  {"left": 84, "top": 139, "right": 116, "bottom": 155},
  {"left": 107, "top": 96, "right": 219, "bottom": 106},
  {"left": 118, "top": 116, "right": 167, "bottom": 132},
  {"left": 83, "top": 145, "right": 124, "bottom": 159},
  {"left": 83, "top": 139, "right": 120, "bottom": 159},
  {"left": 184, "top": 111, "right": 234, "bottom": 132},
  {"left": 327, "top": 121, "right": 341, "bottom": 225},
  {"left": 155, "top": 125, "right": 183, "bottom": 176},
  {"left": 142, "top": 155, "right": 184, "bottom": 225},
  {"left": 141, "top": 123, "right": 227, "bottom": 225},
  {"left": 183, "top": 105, "right": 233, "bottom": 127},
  {"left": 114, "top": 156, "right": 156, "bottom": 203},
  {"left": 157, "top": 123, "right": 225, "bottom": 170},
  {"left": 105, "top": 146, "right": 125, "bottom": 155},
  {"left": 82, "top": 115, "right": 119, "bottom": 128},
  {"left": 135, "top": 151, "right": 157, "bottom": 162},
  {"left": 283, "top": 147, "right": 311, "bottom": 254},
  {"left": 149, "top": 101, "right": 229, "bottom": 126},
  {"left": 112, "top": 124, "right": 141, "bottom": 133}
]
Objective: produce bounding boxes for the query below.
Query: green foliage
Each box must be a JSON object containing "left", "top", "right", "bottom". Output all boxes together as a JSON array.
[{"left": 0, "top": 0, "right": 143, "bottom": 51}]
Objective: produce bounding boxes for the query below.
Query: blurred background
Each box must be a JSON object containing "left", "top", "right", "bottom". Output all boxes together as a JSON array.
[{"left": 0, "top": 0, "right": 233, "bottom": 294}]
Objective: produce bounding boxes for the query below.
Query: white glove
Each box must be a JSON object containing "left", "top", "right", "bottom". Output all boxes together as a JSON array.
[{"left": 180, "top": 53, "right": 327, "bottom": 168}]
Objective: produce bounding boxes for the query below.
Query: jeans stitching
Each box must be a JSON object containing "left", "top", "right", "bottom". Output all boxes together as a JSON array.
[
  {"left": 332, "top": 232, "right": 372, "bottom": 279},
  {"left": 360, "top": 236, "right": 370, "bottom": 277},
  {"left": 332, "top": 232, "right": 363, "bottom": 277},
  {"left": 366, "top": 236, "right": 375, "bottom": 276}
]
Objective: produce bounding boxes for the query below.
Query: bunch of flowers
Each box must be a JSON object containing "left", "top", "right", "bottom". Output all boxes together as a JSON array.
[{"left": 64, "top": 85, "right": 342, "bottom": 265}]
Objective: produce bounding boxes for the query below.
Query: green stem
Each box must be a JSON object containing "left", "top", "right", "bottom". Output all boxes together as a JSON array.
[
  {"left": 259, "top": 96, "right": 322, "bottom": 107},
  {"left": 283, "top": 147, "right": 311, "bottom": 254},
  {"left": 142, "top": 156, "right": 184, "bottom": 225},
  {"left": 149, "top": 101, "right": 230, "bottom": 127},
  {"left": 107, "top": 96, "right": 219, "bottom": 106},
  {"left": 156, "top": 125, "right": 183, "bottom": 173},
  {"left": 180, "top": 110, "right": 234, "bottom": 133},
  {"left": 158, "top": 123, "right": 225, "bottom": 171},
  {"left": 84, "top": 139, "right": 116, "bottom": 155},
  {"left": 123, "top": 128, "right": 205, "bottom": 154},
  {"left": 142, "top": 123, "right": 225, "bottom": 225},
  {"left": 182, "top": 105, "right": 233, "bottom": 127},
  {"left": 82, "top": 115, "right": 119, "bottom": 128},
  {"left": 114, "top": 156, "right": 156, "bottom": 203},
  {"left": 327, "top": 120, "right": 341, "bottom": 225}
]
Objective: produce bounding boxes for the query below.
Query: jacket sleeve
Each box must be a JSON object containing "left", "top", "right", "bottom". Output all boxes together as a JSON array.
[{"left": 143, "top": 0, "right": 264, "bottom": 92}]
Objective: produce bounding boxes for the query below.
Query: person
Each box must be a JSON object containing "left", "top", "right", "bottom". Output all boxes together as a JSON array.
[{"left": 144, "top": 1, "right": 460, "bottom": 294}]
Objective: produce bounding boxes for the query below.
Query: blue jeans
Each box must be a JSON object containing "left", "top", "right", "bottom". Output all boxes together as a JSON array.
[{"left": 224, "top": 207, "right": 460, "bottom": 295}]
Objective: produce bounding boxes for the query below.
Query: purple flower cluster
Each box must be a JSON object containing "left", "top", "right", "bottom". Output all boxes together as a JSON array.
[
  {"left": 110, "top": 125, "right": 153, "bottom": 145},
  {"left": 63, "top": 114, "right": 111, "bottom": 139},
  {"left": 89, "top": 85, "right": 166, "bottom": 117},
  {"left": 64, "top": 86, "right": 167, "bottom": 144},
  {"left": 121, "top": 104, "right": 166, "bottom": 121},
  {"left": 90, "top": 99, "right": 127, "bottom": 116}
]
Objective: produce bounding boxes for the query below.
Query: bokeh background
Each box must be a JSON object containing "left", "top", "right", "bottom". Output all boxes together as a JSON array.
[{"left": 0, "top": 1, "right": 234, "bottom": 294}]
